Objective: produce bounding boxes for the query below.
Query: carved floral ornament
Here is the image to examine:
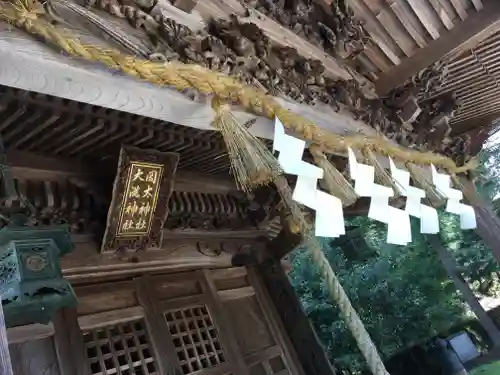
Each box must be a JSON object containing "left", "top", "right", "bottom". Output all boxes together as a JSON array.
[
  {"left": 0, "top": 0, "right": 475, "bottom": 172},
  {"left": 0, "top": 0, "right": 478, "bottom": 246}
]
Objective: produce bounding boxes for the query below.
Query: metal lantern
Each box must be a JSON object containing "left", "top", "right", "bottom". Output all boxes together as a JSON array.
[{"left": 0, "top": 224, "right": 77, "bottom": 327}]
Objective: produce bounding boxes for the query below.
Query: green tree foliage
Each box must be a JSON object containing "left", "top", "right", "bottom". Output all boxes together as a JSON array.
[
  {"left": 438, "top": 142, "right": 500, "bottom": 298},
  {"left": 289, "top": 224, "right": 466, "bottom": 373},
  {"left": 287, "top": 139, "right": 500, "bottom": 373},
  {"left": 439, "top": 213, "right": 500, "bottom": 297},
  {"left": 476, "top": 141, "right": 500, "bottom": 202}
]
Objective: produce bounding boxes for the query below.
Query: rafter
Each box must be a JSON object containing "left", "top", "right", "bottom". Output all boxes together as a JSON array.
[{"left": 375, "top": 0, "right": 500, "bottom": 95}]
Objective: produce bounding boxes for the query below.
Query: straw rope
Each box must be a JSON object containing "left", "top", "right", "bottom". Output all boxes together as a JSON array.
[
  {"left": 0, "top": 3, "right": 436, "bottom": 374},
  {"left": 275, "top": 176, "right": 389, "bottom": 375},
  {"left": 0, "top": 0, "right": 476, "bottom": 175}
]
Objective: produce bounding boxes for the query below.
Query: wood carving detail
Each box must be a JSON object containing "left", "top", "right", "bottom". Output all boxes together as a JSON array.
[
  {"left": 72, "top": 1, "right": 470, "bottom": 165},
  {"left": 167, "top": 240, "right": 258, "bottom": 259},
  {"left": 165, "top": 188, "right": 277, "bottom": 230},
  {"left": 242, "top": 0, "right": 366, "bottom": 59},
  {"left": 102, "top": 146, "right": 179, "bottom": 252},
  {"left": 0, "top": 178, "right": 105, "bottom": 234}
]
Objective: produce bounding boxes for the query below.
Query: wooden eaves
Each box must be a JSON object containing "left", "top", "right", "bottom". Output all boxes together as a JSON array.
[{"left": 374, "top": 0, "right": 500, "bottom": 94}]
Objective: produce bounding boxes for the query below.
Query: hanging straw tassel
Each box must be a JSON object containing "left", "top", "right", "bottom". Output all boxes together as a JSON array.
[
  {"left": 405, "top": 163, "right": 444, "bottom": 207},
  {"left": 309, "top": 144, "right": 357, "bottom": 207},
  {"left": 211, "top": 101, "right": 282, "bottom": 193},
  {"left": 363, "top": 147, "right": 400, "bottom": 194}
]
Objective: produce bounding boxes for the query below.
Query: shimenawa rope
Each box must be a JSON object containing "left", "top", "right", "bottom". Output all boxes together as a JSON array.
[{"left": 0, "top": 0, "right": 475, "bottom": 175}]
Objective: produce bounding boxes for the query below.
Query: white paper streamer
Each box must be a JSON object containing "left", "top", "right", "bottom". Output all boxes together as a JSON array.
[
  {"left": 274, "top": 118, "right": 345, "bottom": 237},
  {"left": 431, "top": 165, "right": 476, "bottom": 230},
  {"left": 348, "top": 149, "right": 413, "bottom": 245},
  {"left": 387, "top": 206, "right": 412, "bottom": 245},
  {"left": 389, "top": 158, "right": 440, "bottom": 235},
  {"left": 420, "top": 204, "right": 440, "bottom": 234}
]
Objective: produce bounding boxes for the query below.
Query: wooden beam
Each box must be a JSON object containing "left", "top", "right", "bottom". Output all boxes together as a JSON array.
[
  {"left": 459, "top": 177, "right": 500, "bottom": 264},
  {"left": 0, "top": 24, "right": 440, "bottom": 182},
  {"left": 62, "top": 244, "right": 234, "bottom": 282},
  {"left": 0, "top": 24, "right": 377, "bottom": 142},
  {"left": 77, "top": 306, "right": 145, "bottom": 331},
  {"left": 375, "top": 0, "right": 500, "bottom": 94},
  {"left": 6, "top": 149, "right": 239, "bottom": 192},
  {"left": 195, "top": 0, "right": 375, "bottom": 89},
  {"left": 247, "top": 267, "right": 306, "bottom": 375},
  {"left": 451, "top": 112, "right": 500, "bottom": 136},
  {"left": 7, "top": 323, "right": 54, "bottom": 344}
]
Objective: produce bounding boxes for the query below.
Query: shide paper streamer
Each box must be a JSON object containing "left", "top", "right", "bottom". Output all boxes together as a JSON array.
[
  {"left": 273, "top": 118, "right": 345, "bottom": 238},
  {"left": 272, "top": 117, "right": 476, "bottom": 244},
  {"left": 389, "top": 158, "right": 440, "bottom": 235},
  {"left": 348, "top": 148, "right": 411, "bottom": 245},
  {"left": 431, "top": 165, "right": 477, "bottom": 230}
]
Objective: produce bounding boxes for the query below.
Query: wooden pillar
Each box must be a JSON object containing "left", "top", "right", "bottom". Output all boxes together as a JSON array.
[
  {"left": 0, "top": 301, "right": 13, "bottom": 375},
  {"left": 135, "top": 276, "right": 183, "bottom": 375},
  {"left": 200, "top": 270, "right": 251, "bottom": 375},
  {"left": 53, "top": 308, "right": 91, "bottom": 375},
  {"left": 428, "top": 235, "right": 500, "bottom": 347},
  {"left": 256, "top": 260, "right": 337, "bottom": 375},
  {"left": 459, "top": 177, "right": 500, "bottom": 264}
]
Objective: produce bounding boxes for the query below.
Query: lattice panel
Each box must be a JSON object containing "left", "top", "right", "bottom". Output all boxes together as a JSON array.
[
  {"left": 83, "top": 319, "right": 158, "bottom": 375},
  {"left": 164, "top": 305, "right": 226, "bottom": 374},
  {"left": 249, "top": 354, "right": 290, "bottom": 375}
]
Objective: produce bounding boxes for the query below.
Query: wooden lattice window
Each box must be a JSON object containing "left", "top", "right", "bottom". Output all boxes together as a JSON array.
[
  {"left": 164, "top": 305, "right": 225, "bottom": 374},
  {"left": 83, "top": 319, "right": 158, "bottom": 375},
  {"left": 249, "top": 354, "right": 289, "bottom": 375}
]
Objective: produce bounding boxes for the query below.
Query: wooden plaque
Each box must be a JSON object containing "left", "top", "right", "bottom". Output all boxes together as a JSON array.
[{"left": 101, "top": 146, "right": 179, "bottom": 252}]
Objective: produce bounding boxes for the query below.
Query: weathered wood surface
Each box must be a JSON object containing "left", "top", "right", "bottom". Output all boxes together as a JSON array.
[
  {"left": 53, "top": 308, "right": 91, "bottom": 375},
  {"left": 193, "top": 0, "right": 373, "bottom": 86},
  {"left": 0, "top": 24, "right": 377, "bottom": 140},
  {"left": 376, "top": 0, "right": 500, "bottom": 94},
  {"left": 7, "top": 323, "right": 54, "bottom": 344},
  {"left": 200, "top": 270, "right": 251, "bottom": 375},
  {"left": 9, "top": 337, "right": 60, "bottom": 375},
  {"left": 0, "top": 301, "right": 13, "bottom": 375},
  {"left": 460, "top": 176, "right": 500, "bottom": 264},
  {"left": 77, "top": 306, "right": 145, "bottom": 331},
  {"left": 101, "top": 146, "right": 179, "bottom": 252},
  {"left": 247, "top": 267, "right": 306, "bottom": 375},
  {"left": 256, "top": 260, "right": 336, "bottom": 375},
  {"left": 40, "top": 266, "right": 306, "bottom": 375},
  {"left": 6, "top": 149, "right": 238, "bottom": 192},
  {"left": 135, "top": 275, "right": 182, "bottom": 375},
  {"left": 0, "top": 21, "right": 441, "bottom": 184},
  {"left": 62, "top": 242, "right": 236, "bottom": 282}
]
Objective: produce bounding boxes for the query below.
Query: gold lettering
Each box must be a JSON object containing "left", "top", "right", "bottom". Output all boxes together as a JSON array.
[
  {"left": 122, "top": 219, "right": 134, "bottom": 231},
  {"left": 132, "top": 167, "right": 144, "bottom": 182},
  {"left": 125, "top": 200, "right": 139, "bottom": 216},
  {"left": 135, "top": 219, "right": 147, "bottom": 230},
  {"left": 143, "top": 185, "right": 153, "bottom": 198},
  {"left": 138, "top": 202, "right": 151, "bottom": 217},
  {"left": 129, "top": 185, "right": 141, "bottom": 198},
  {"left": 146, "top": 170, "right": 158, "bottom": 184}
]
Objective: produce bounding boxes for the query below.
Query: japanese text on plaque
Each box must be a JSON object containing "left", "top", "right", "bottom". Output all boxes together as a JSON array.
[{"left": 117, "top": 162, "right": 163, "bottom": 236}]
